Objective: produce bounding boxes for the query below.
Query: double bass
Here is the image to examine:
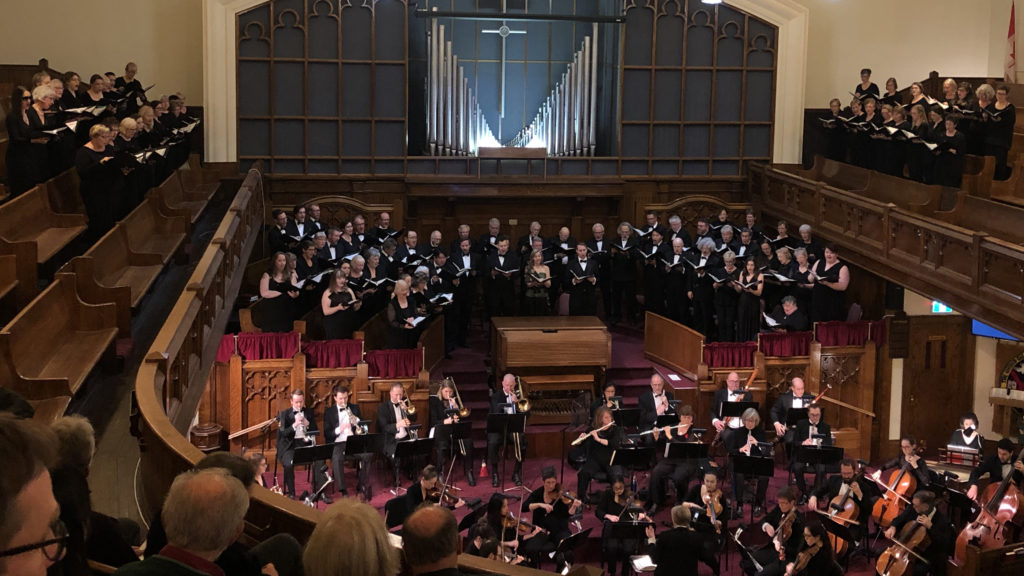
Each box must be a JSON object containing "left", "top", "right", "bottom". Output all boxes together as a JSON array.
[
  {"left": 820, "top": 462, "right": 866, "bottom": 558},
  {"left": 876, "top": 517, "right": 931, "bottom": 576},
  {"left": 872, "top": 442, "right": 925, "bottom": 529},
  {"left": 954, "top": 446, "right": 1024, "bottom": 563}
]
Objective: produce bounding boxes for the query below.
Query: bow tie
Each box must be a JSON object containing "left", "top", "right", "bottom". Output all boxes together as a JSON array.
[{"left": 393, "top": 402, "right": 402, "bottom": 408}]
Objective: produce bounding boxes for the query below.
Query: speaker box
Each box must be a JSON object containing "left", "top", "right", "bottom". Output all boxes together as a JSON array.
[{"left": 884, "top": 281, "right": 904, "bottom": 311}]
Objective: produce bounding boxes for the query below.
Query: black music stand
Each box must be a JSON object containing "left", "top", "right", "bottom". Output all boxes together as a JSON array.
[
  {"left": 294, "top": 441, "right": 335, "bottom": 503},
  {"left": 817, "top": 511, "right": 861, "bottom": 561},
  {"left": 795, "top": 445, "right": 843, "bottom": 492},
  {"left": 393, "top": 437, "right": 435, "bottom": 493},
  {"left": 611, "top": 446, "right": 655, "bottom": 500},
  {"left": 664, "top": 441, "right": 709, "bottom": 461},
  {"left": 719, "top": 401, "right": 758, "bottom": 422},
  {"left": 457, "top": 500, "right": 488, "bottom": 533},
  {"left": 553, "top": 527, "right": 593, "bottom": 566},
  {"left": 614, "top": 408, "right": 641, "bottom": 429},
  {"left": 487, "top": 411, "right": 528, "bottom": 493},
  {"left": 608, "top": 522, "right": 651, "bottom": 558},
  {"left": 730, "top": 453, "right": 775, "bottom": 524},
  {"left": 654, "top": 415, "right": 677, "bottom": 428}
]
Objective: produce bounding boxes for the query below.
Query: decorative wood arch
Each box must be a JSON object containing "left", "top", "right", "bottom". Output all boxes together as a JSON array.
[
  {"left": 273, "top": 195, "right": 402, "bottom": 229},
  {"left": 646, "top": 194, "right": 752, "bottom": 231}
]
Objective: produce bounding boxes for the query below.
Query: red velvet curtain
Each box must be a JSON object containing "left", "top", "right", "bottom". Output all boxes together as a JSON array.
[
  {"left": 216, "top": 335, "right": 235, "bottom": 363},
  {"left": 760, "top": 331, "right": 813, "bottom": 357},
  {"left": 302, "top": 340, "right": 363, "bottom": 368},
  {"left": 236, "top": 332, "right": 299, "bottom": 360},
  {"left": 366, "top": 349, "right": 422, "bottom": 378},
  {"left": 703, "top": 342, "right": 757, "bottom": 368},
  {"left": 870, "top": 319, "right": 887, "bottom": 346},
  {"left": 816, "top": 321, "right": 870, "bottom": 347}
]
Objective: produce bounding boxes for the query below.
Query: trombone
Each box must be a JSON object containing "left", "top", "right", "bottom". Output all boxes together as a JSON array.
[
  {"left": 400, "top": 395, "right": 418, "bottom": 440},
  {"left": 512, "top": 376, "right": 529, "bottom": 461},
  {"left": 439, "top": 377, "right": 469, "bottom": 456}
]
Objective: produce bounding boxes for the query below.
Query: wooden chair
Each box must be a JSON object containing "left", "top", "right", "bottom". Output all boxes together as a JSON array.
[
  {"left": 147, "top": 171, "right": 209, "bottom": 224},
  {"left": 0, "top": 274, "right": 118, "bottom": 400},
  {"left": 0, "top": 185, "right": 87, "bottom": 264},
  {"left": 121, "top": 198, "right": 189, "bottom": 263}
]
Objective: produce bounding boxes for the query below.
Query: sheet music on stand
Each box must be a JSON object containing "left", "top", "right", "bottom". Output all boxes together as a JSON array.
[
  {"left": 630, "top": 555, "right": 657, "bottom": 573},
  {"left": 944, "top": 444, "right": 980, "bottom": 467}
]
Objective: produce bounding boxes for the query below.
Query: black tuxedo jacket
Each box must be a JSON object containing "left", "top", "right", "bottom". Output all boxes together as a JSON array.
[
  {"left": 665, "top": 227, "right": 692, "bottom": 248},
  {"left": 638, "top": 390, "right": 673, "bottom": 430},
  {"left": 268, "top": 225, "right": 291, "bottom": 253},
  {"left": 811, "top": 473, "right": 869, "bottom": 503},
  {"left": 769, "top": 392, "right": 817, "bottom": 427},
  {"left": 761, "top": 506, "right": 805, "bottom": 562},
  {"left": 769, "top": 305, "right": 811, "bottom": 332},
  {"left": 968, "top": 454, "right": 1024, "bottom": 487},
  {"left": 477, "top": 233, "right": 501, "bottom": 257},
  {"left": 710, "top": 388, "right": 753, "bottom": 424},
  {"left": 486, "top": 251, "right": 520, "bottom": 278},
  {"left": 890, "top": 506, "right": 953, "bottom": 575},
  {"left": 517, "top": 234, "right": 546, "bottom": 255},
  {"left": 446, "top": 252, "right": 481, "bottom": 292},
  {"left": 277, "top": 407, "right": 319, "bottom": 454},
  {"left": 376, "top": 400, "right": 418, "bottom": 454},
  {"left": 793, "top": 419, "right": 832, "bottom": 446},
  {"left": 395, "top": 245, "right": 427, "bottom": 267},
  {"left": 650, "top": 527, "right": 702, "bottom": 576},
  {"left": 285, "top": 220, "right": 312, "bottom": 241},
  {"left": 323, "top": 403, "right": 363, "bottom": 444},
  {"left": 564, "top": 258, "right": 597, "bottom": 292},
  {"left": 372, "top": 226, "right": 398, "bottom": 245},
  {"left": 450, "top": 237, "right": 479, "bottom": 257}
]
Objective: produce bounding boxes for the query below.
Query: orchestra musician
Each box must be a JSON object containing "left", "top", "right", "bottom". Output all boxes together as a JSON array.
[
  {"left": 789, "top": 404, "right": 832, "bottom": 499},
  {"left": 324, "top": 386, "right": 372, "bottom": 500},
  {"left": 877, "top": 435, "right": 932, "bottom": 492},
  {"left": 644, "top": 505, "right": 706, "bottom": 576},
  {"left": 949, "top": 411, "right": 984, "bottom": 454},
  {"left": 485, "top": 493, "right": 546, "bottom": 567},
  {"left": 405, "top": 464, "right": 465, "bottom": 511},
  {"left": 597, "top": 475, "right": 643, "bottom": 576},
  {"left": 376, "top": 383, "right": 418, "bottom": 488},
  {"left": 428, "top": 380, "right": 477, "bottom": 486},
  {"left": 783, "top": 522, "right": 837, "bottom": 576},
  {"left": 681, "top": 470, "right": 731, "bottom": 535},
  {"left": 487, "top": 373, "right": 527, "bottom": 487},
  {"left": 577, "top": 406, "right": 624, "bottom": 503},
  {"left": 965, "top": 437, "right": 1024, "bottom": 501},
  {"left": 740, "top": 487, "right": 803, "bottom": 576},
  {"left": 276, "top": 390, "right": 328, "bottom": 502},
  {"left": 726, "top": 408, "right": 770, "bottom": 516},
  {"left": 711, "top": 372, "right": 754, "bottom": 450},
  {"left": 770, "top": 377, "right": 816, "bottom": 461},
  {"left": 646, "top": 405, "right": 701, "bottom": 515},
  {"left": 808, "top": 458, "right": 870, "bottom": 542},
  {"left": 639, "top": 373, "right": 675, "bottom": 440},
  {"left": 523, "top": 466, "right": 583, "bottom": 571},
  {"left": 591, "top": 383, "right": 620, "bottom": 417},
  {"left": 883, "top": 490, "right": 953, "bottom": 576}
]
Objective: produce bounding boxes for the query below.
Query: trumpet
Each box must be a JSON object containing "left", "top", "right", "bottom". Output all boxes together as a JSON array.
[
  {"left": 514, "top": 375, "right": 530, "bottom": 413},
  {"left": 572, "top": 421, "right": 615, "bottom": 446},
  {"left": 345, "top": 407, "right": 368, "bottom": 435}
]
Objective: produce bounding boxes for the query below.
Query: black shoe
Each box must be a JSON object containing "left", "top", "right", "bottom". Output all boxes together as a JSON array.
[
  {"left": 753, "top": 505, "right": 763, "bottom": 517},
  {"left": 798, "top": 495, "right": 808, "bottom": 505},
  {"left": 321, "top": 494, "right": 333, "bottom": 504},
  {"left": 647, "top": 503, "right": 659, "bottom": 515},
  {"left": 736, "top": 504, "right": 744, "bottom": 517},
  {"left": 467, "top": 471, "right": 477, "bottom": 487},
  {"left": 513, "top": 472, "right": 522, "bottom": 486},
  {"left": 492, "top": 473, "right": 500, "bottom": 487}
]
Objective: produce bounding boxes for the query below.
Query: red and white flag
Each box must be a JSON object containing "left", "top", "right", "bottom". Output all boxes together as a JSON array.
[{"left": 1007, "top": 1, "right": 1017, "bottom": 83}]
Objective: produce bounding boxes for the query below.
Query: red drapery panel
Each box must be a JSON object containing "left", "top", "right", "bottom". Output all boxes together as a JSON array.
[
  {"left": 703, "top": 342, "right": 757, "bottom": 368},
  {"left": 366, "top": 349, "right": 422, "bottom": 378},
  {"left": 236, "top": 332, "right": 299, "bottom": 360},
  {"left": 216, "top": 335, "right": 235, "bottom": 363},
  {"left": 302, "top": 340, "right": 363, "bottom": 368},
  {"left": 760, "top": 332, "right": 814, "bottom": 357},
  {"left": 816, "top": 321, "right": 870, "bottom": 347},
  {"left": 870, "top": 320, "right": 887, "bottom": 346}
]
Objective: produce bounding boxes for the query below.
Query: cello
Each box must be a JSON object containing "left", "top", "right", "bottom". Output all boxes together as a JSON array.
[
  {"left": 876, "top": 516, "right": 931, "bottom": 576},
  {"left": 953, "top": 446, "right": 1024, "bottom": 564},
  {"left": 820, "top": 461, "right": 866, "bottom": 558},
  {"left": 871, "top": 441, "right": 926, "bottom": 529}
]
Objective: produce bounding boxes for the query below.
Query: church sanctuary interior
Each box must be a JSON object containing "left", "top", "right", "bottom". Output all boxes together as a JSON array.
[{"left": 11, "top": 0, "right": 1024, "bottom": 575}]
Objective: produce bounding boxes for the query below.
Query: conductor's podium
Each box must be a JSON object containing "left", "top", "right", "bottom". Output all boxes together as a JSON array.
[{"left": 491, "top": 316, "right": 611, "bottom": 425}]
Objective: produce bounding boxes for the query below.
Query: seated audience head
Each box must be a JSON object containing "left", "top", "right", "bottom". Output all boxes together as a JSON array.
[
  {"left": 304, "top": 499, "right": 397, "bottom": 576},
  {"left": 195, "top": 451, "right": 256, "bottom": 491},
  {"left": 50, "top": 416, "right": 95, "bottom": 477},
  {"left": 247, "top": 452, "right": 268, "bottom": 482},
  {"left": 160, "top": 469, "right": 248, "bottom": 559},
  {"left": 403, "top": 506, "right": 458, "bottom": 574},
  {"left": 0, "top": 414, "right": 60, "bottom": 576}
]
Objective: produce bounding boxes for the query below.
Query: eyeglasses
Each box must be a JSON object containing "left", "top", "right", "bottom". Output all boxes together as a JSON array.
[
  {"left": 21, "top": 96, "right": 32, "bottom": 101},
  {"left": 0, "top": 520, "right": 68, "bottom": 562}
]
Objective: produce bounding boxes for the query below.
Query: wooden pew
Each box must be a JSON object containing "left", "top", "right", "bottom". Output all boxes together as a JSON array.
[
  {"left": 148, "top": 171, "right": 210, "bottom": 224},
  {"left": 121, "top": 198, "right": 189, "bottom": 263},
  {"left": 0, "top": 237, "right": 36, "bottom": 308},
  {"left": 990, "top": 152, "right": 1024, "bottom": 205},
  {"left": 936, "top": 192, "right": 1024, "bottom": 244},
  {"left": 0, "top": 254, "right": 16, "bottom": 302},
  {"left": 777, "top": 156, "right": 943, "bottom": 213},
  {"left": 43, "top": 168, "right": 85, "bottom": 215},
  {"left": 178, "top": 154, "right": 220, "bottom": 200},
  {"left": 961, "top": 155, "right": 995, "bottom": 200},
  {"left": 0, "top": 186, "right": 87, "bottom": 264},
  {"left": 28, "top": 396, "right": 71, "bottom": 425},
  {"left": 0, "top": 275, "right": 118, "bottom": 400},
  {"left": 778, "top": 155, "right": 871, "bottom": 192}
]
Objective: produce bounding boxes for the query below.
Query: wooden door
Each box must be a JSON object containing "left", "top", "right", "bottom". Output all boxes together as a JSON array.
[{"left": 900, "top": 316, "right": 970, "bottom": 455}]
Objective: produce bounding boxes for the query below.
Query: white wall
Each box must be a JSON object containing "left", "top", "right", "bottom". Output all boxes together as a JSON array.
[
  {"left": 793, "top": 0, "right": 1014, "bottom": 107},
  {"left": 0, "top": 0, "right": 203, "bottom": 103}
]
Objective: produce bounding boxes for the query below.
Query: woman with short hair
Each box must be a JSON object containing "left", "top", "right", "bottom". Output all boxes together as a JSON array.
[{"left": 75, "top": 124, "right": 122, "bottom": 240}]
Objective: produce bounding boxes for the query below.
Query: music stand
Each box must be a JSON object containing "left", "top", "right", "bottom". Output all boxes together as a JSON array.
[
  {"left": 614, "top": 408, "right": 641, "bottom": 429},
  {"left": 294, "top": 442, "right": 335, "bottom": 503},
  {"left": 611, "top": 446, "right": 655, "bottom": 500},
  {"left": 730, "top": 453, "right": 775, "bottom": 524},
  {"left": 795, "top": 445, "right": 843, "bottom": 492},
  {"left": 554, "top": 527, "right": 593, "bottom": 564},
  {"left": 816, "top": 511, "right": 862, "bottom": 560},
  {"left": 457, "top": 500, "right": 488, "bottom": 533},
  {"left": 719, "top": 401, "right": 758, "bottom": 422},
  {"left": 654, "top": 415, "right": 677, "bottom": 428},
  {"left": 487, "top": 411, "right": 528, "bottom": 493},
  {"left": 393, "top": 437, "right": 435, "bottom": 494},
  {"left": 664, "top": 442, "right": 709, "bottom": 461}
]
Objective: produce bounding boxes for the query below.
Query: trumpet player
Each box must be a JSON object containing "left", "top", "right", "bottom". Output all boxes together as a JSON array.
[
  {"left": 277, "top": 390, "right": 328, "bottom": 502},
  {"left": 324, "top": 386, "right": 372, "bottom": 499},
  {"left": 638, "top": 374, "right": 674, "bottom": 444},
  {"left": 429, "top": 380, "right": 477, "bottom": 486},
  {"left": 377, "top": 383, "right": 418, "bottom": 489},
  {"left": 576, "top": 406, "right": 623, "bottom": 504},
  {"left": 487, "top": 373, "right": 527, "bottom": 487}
]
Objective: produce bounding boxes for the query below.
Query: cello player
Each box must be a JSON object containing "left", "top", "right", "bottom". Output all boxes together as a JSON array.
[
  {"left": 965, "top": 438, "right": 1024, "bottom": 502},
  {"left": 882, "top": 490, "right": 953, "bottom": 576}
]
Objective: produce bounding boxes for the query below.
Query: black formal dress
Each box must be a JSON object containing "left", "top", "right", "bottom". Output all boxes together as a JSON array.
[
  {"left": 323, "top": 403, "right": 370, "bottom": 494},
  {"left": 810, "top": 259, "right": 847, "bottom": 322},
  {"left": 428, "top": 395, "right": 476, "bottom": 481},
  {"left": 663, "top": 251, "right": 692, "bottom": 325},
  {"left": 322, "top": 289, "right": 358, "bottom": 340},
  {"left": 596, "top": 489, "right": 640, "bottom": 576},
  {"left": 933, "top": 129, "right": 968, "bottom": 187},
  {"left": 983, "top": 102, "right": 1016, "bottom": 180},
  {"left": 260, "top": 276, "right": 296, "bottom": 333},
  {"left": 75, "top": 146, "right": 122, "bottom": 241},
  {"left": 577, "top": 425, "right": 624, "bottom": 499},
  {"left": 386, "top": 297, "right": 418, "bottom": 349},
  {"left": 276, "top": 407, "right": 325, "bottom": 498},
  {"left": 5, "top": 108, "right": 49, "bottom": 196},
  {"left": 736, "top": 271, "right": 762, "bottom": 342}
]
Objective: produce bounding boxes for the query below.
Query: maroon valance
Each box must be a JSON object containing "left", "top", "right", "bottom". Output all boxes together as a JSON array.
[
  {"left": 216, "top": 335, "right": 235, "bottom": 363},
  {"left": 366, "top": 349, "right": 422, "bottom": 379},
  {"left": 302, "top": 339, "right": 363, "bottom": 368},
  {"left": 236, "top": 332, "right": 299, "bottom": 360},
  {"left": 870, "top": 319, "right": 887, "bottom": 346},
  {"left": 703, "top": 342, "right": 757, "bottom": 368},
  {"left": 760, "top": 331, "right": 814, "bottom": 357},
  {"left": 816, "top": 321, "right": 870, "bottom": 347}
]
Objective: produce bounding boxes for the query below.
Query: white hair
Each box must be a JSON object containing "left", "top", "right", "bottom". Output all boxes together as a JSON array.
[{"left": 162, "top": 469, "right": 249, "bottom": 555}]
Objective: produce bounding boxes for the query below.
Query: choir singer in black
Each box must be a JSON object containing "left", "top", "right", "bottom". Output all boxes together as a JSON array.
[{"left": 565, "top": 242, "right": 598, "bottom": 315}]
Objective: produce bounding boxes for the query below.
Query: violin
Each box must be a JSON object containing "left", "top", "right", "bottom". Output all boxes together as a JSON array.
[
  {"left": 427, "top": 485, "right": 461, "bottom": 508},
  {"left": 787, "top": 541, "right": 822, "bottom": 576},
  {"left": 774, "top": 508, "right": 797, "bottom": 561},
  {"left": 954, "top": 446, "right": 1024, "bottom": 564},
  {"left": 876, "top": 514, "right": 931, "bottom": 576},
  {"left": 824, "top": 462, "right": 866, "bottom": 558},
  {"left": 871, "top": 442, "right": 926, "bottom": 529},
  {"left": 702, "top": 486, "right": 724, "bottom": 532},
  {"left": 504, "top": 513, "right": 549, "bottom": 535}
]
